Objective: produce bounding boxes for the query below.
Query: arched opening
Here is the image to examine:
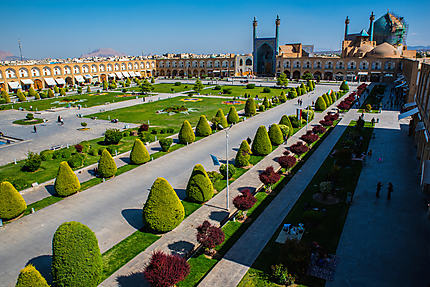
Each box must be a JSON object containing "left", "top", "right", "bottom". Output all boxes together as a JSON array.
[
  {"left": 334, "top": 72, "right": 343, "bottom": 81},
  {"left": 100, "top": 74, "right": 107, "bottom": 82},
  {"left": 193, "top": 70, "right": 199, "bottom": 77},
  {"left": 34, "top": 79, "right": 43, "bottom": 90},
  {"left": 245, "top": 58, "right": 252, "bottom": 66},
  {"left": 313, "top": 71, "right": 322, "bottom": 80},
  {"left": 0, "top": 83, "right": 6, "bottom": 91},
  {"left": 166, "top": 70, "right": 171, "bottom": 77},
  {"left": 256, "top": 43, "right": 274, "bottom": 75},
  {"left": 292, "top": 70, "right": 301, "bottom": 79},
  {"left": 284, "top": 70, "right": 291, "bottom": 79},
  {"left": 200, "top": 70, "right": 206, "bottom": 77},
  {"left": 159, "top": 70, "right": 165, "bottom": 77},
  {"left": 65, "top": 77, "right": 73, "bottom": 86},
  {"left": 324, "top": 72, "right": 334, "bottom": 81},
  {"left": 172, "top": 70, "right": 178, "bottom": 77}
]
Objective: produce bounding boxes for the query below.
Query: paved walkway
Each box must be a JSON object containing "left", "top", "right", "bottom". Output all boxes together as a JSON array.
[
  {"left": 100, "top": 91, "right": 354, "bottom": 286},
  {"left": 197, "top": 108, "right": 358, "bottom": 287},
  {"left": 326, "top": 106, "right": 430, "bottom": 285}
]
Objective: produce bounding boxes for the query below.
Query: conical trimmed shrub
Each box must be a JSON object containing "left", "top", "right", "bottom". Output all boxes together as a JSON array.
[
  {"left": 130, "top": 138, "right": 150, "bottom": 164},
  {"left": 28, "top": 87, "right": 37, "bottom": 98},
  {"left": 98, "top": 149, "right": 117, "bottom": 178},
  {"left": 279, "top": 115, "right": 294, "bottom": 136},
  {"left": 244, "top": 98, "right": 256, "bottom": 117},
  {"left": 215, "top": 109, "right": 228, "bottom": 128},
  {"left": 47, "top": 89, "right": 55, "bottom": 98},
  {"left": 251, "top": 126, "right": 272, "bottom": 156},
  {"left": 1, "top": 90, "right": 11, "bottom": 103},
  {"left": 340, "top": 80, "right": 349, "bottom": 91},
  {"left": 235, "top": 140, "right": 252, "bottom": 167},
  {"left": 52, "top": 222, "right": 102, "bottom": 287},
  {"left": 143, "top": 177, "right": 185, "bottom": 232},
  {"left": 17, "top": 89, "right": 27, "bottom": 102},
  {"left": 227, "top": 106, "right": 239, "bottom": 124},
  {"left": 330, "top": 91, "right": 337, "bottom": 103},
  {"left": 279, "top": 92, "right": 287, "bottom": 103},
  {"left": 54, "top": 161, "right": 80, "bottom": 197},
  {"left": 186, "top": 164, "right": 214, "bottom": 203},
  {"left": 195, "top": 115, "right": 212, "bottom": 137},
  {"left": 0, "top": 181, "right": 26, "bottom": 221},
  {"left": 263, "top": 97, "right": 270, "bottom": 109},
  {"left": 178, "top": 120, "right": 195, "bottom": 144},
  {"left": 315, "top": 96, "right": 327, "bottom": 111},
  {"left": 268, "top": 124, "right": 284, "bottom": 146},
  {"left": 16, "top": 264, "right": 49, "bottom": 287}
]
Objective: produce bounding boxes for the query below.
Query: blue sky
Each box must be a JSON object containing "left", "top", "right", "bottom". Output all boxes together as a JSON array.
[{"left": 1, "top": 0, "right": 429, "bottom": 59}]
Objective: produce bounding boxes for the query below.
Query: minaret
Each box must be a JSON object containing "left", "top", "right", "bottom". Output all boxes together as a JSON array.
[
  {"left": 275, "top": 15, "right": 280, "bottom": 55},
  {"left": 253, "top": 17, "right": 258, "bottom": 74},
  {"left": 369, "top": 12, "right": 375, "bottom": 42},
  {"left": 344, "top": 16, "right": 350, "bottom": 40}
]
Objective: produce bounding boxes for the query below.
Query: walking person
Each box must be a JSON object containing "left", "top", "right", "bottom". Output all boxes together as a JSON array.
[
  {"left": 387, "top": 182, "right": 393, "bottom": 200},
  {"left": 33, "top": 125, "right": 37, "bottom": 133},
  {"left": 376, "top": 182, "right": 382, "bottom": 198}
]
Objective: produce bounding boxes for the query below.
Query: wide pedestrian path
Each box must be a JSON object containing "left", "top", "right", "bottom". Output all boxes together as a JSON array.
[
  {"left": 100, "top": 93, "right": 353, "bottom": 286},
  {"left": 326, "top": 107, "right": 430, "bottom": 285},
  {"left": 197, "top": 108, "right": 358, "bottom": 287}
]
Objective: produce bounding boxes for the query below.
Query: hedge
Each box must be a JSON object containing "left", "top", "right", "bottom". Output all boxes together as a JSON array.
[
  {"left": 235, "top": 140, "right": 252, "bottom": 167},
  {"left": 227, "top": 106, "right": 240, "bottom": 124},
  {"left": 15, "top": 264, "right": 49, "bottom": 287},
  {"left": 52, "top": 221, "right": 102, "bottom": 287},
  {"left": 54, "top": 161, "right": 80, "bottom": 197},
  {"left": 0, "top": 181, "right": 26, "bottom": 221},
  {"left": 130, "top": 138, "right": 150, "bottom": 164},
  {"left": 244, "top": 98, "right": 256, "bottom": 117},
  {"left": 252, "top": 126, "right": 272, "bottom": 156},
  {"left": 279, "top": 115, "right": 294, "bottom": 136},
  {"left": 186, "top": 164, "right": 214, "bottom": 203},
  {"left": 159, "top": 138, "right": 173, "bottom": 152},
  {"left": 315, "top": 96, "right": 327, "bottom": 111},
  {"left": 195, "top": 115, "right": 212, "bottom": 137},
  {"left": 288, "top": 89, "right": 297, "bottom": 99},
  {"left": 268, "top": 124, "right": 284, "bottom": 145},
  {"left": 98, "top": 149, "right": 117, "bottom": 178},
  {"left": 178, "top": 120, "right": 195, "bottom": 144},
  {"left": 330, "top": 91, "right": 337, "bottom": 104},
  {"left": 215, "top": 108, "right": 228, "bottom": 128},
  {"left": 143, "top": 177, "right": 185, "bottom": 232}
]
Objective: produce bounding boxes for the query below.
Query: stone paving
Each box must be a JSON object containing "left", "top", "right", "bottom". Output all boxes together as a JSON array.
[{"left": 100, "top": 91, "right": 352, "bottom": 286}]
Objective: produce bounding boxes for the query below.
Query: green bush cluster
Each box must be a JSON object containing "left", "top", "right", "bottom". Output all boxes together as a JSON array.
[
  {"left": 227, "top": 106, "right": 240, "bottom": 124},
  {"left": 130, "top": 139, "right": 150, "bottom": 164},
  {"left": 17, "top": 89, "right": 27, "bottom": 102},
  {"left": 340, "top": 80, "right": 349, "bottom": 91},
  {"left": 220, "top": 163, "right": 236, "bottom": 179},
  {"left": 195, "top": 115, "right": 212, "bottom": 137},
  {"left": 67, "top": 153, "right": 86, "bottom": 168},
  {"left": 279, "top": 115, "right": 294, "bottom": 136},
  {"left": 186, "top": 164, "right": 214, "bottom": 203},
  {"left": 1, "top": 90, "right": 11, "bottom": 103},
  {"left": 302, "top": 110, "right": 314, "bottom": 121},
  {"left": 178, "top": 120, "right": 195, "bottom": 144},
  {"left": 54, "top": 161, "right": 81, "bottom": 197},
  {"left": 143, "top": 177, "right": 185, "bottom": 232},
  {"left": 52, "top": 221, "right": 103, "bottom": 287},
  {"left": 252, "top": 126, "right": 272, "bottom": 156},
  {"left": 278, "top": 124, "right": 289, "bottom": 139},
  {"left": 40, "top": 150, "right": 54, "bottom": 161},
  {"left": 104, "top": 129, "right": 122, "bottom": 145},
  {"left": 0, "top": 181, "right": 27, "bottom": 220},
  {"left": 214, "top": 109, "right": 228, "bottom": 128},
  {"left": 15, "top": 264, "right": 49, "bottom": 287},
  {"left": 315, "top": 96, "right": 327, "bottom": 111},
  {"left": 98, "top": 149, "right": 117, "bottom": 178},
  {"left": 159, "top": 138, "right": 173, "bottom": 152},
  {"left": 288, "top": 115, "right": 301, "bottom": 128},
  {"left": 268, "top": 124, "right": 284, "bottom": 145},
  {"left": 235, "top": 140, "right": 252, "bottom": 167},
  {"left": 244, "top": 98, "right": 256, "bottom": 117},
  {"left": 22, "top": 152, "right": 41, "bottom": 172}
]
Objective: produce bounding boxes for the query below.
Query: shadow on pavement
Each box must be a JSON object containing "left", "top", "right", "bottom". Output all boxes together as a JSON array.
[
  {"left": 167, "top": 240, "right": 195, "bottom": 257},
  {"left": 116, "top": 272, "right": 148, "bottom": 287},
  {"left": 174, "top": 188, "right": 186, "bottom": 199},
  {"left": 44, "top": 185, "right": 57, "bottom": 196},
  {"left": 27, "top": 255, "right": 52, "bottom": 284},
  {"left": 209, "top": 210, "right": 229, "bottom": 222},
  {"left": 119, "top": 156, "right": 131, "bottom": 164},
  {"left": 121, "top": 209, "right": 143, "bottom": 230}
]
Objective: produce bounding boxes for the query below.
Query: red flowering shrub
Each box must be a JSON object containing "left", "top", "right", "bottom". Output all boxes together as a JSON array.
[
  {"left": 259, "top": 166, "right": 281, "bottom": 186},
  {"left": 337, "top": 102, "right": 351, "bottom": 110},
  {"left": 324, "top": 113, "right": 339, "bottom": 122},
  {"left": 74, "top": 144, "right": 83, "bottom": 153},
  {"left": 233, "top": 190, "right": 257, "bottom": 211},
  {"left": 144, "top": 251, "right": 190, "bottom": 287},
  {"left": 278, "top": 155, "right": 297, "bottom": 169},
  {"left": 319, "top": 120, "right": 333, "bottom": 127},
  {"left": 283, "top": 150, "right": 290, "bottom": 156},
  {"left": 290, "top": 142, "right": 309, "bottom": 155},
  {"left": 312, "top": 125, "right": 326, "bottom": 134},
  {"left": 139, "top": 123, "right": 149, "bottom": 132},
  {"left": 196, "top": 220, "right": 225, "bottom": 250},
  {"left": 300, "top": 131, "right": 319, "bottom": 144}
]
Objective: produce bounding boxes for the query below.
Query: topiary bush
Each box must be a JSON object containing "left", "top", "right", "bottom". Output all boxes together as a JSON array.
[
  {"left": 263, "top": 97, "right": 271, "bottom": 109},
  {"left": 54, "top": 161, "right": 80, "bottom": 197},
  {"left": 263, "top": 87, "right": 271, "bottom": 93},
  {"left": 246, "top": 83, "right": 256, "bottom": 89},
  {"left": 268, "top": 124, "right": 284, "bottom": 145},
  {"left": 279, "top": 115, "right": 294, "bottom": 136},
  {"left": 22, "top": 152, "right": 41, "bottom": 172},
  {"left": 195, "top": 115, "right": 212, "bottom": 137},
  {"left": 15, "top": 264, "right": 49, "bottom": 287},
  {"left": 252, "top": 126, "right": 272, "bottom": 156},
  {"left": 53, "top": 148, "right": 72, "bottom": 160},
  {"left": 0, "top": 181, "right": 26, "bottom": 220},
  {"left": 40, "top": 150, "right": 54, "bottom": 161},
  {"left": 144, "top": 251, "right": 190, "bottom": 287},
  {"left": 288, "top": 89, "right": 297, "bottom": 99},
  {"left": 227, "top": 106, "right": 240, "bottom": 124},
  {"left": 340, "top": 80, "right": 349, "bottom": 91},
  {"left": 278, "top": 124, "right": 290, "bottom": 139},
  {"left": 159, "top": 138, "right": 173, "bottom": 152},
  {"left": 219, "top": 163, "right": 236, "bottom": 179},
  {"left": 233, "top": 190, "right": 257, "bottom": 212},
  {"left": 315, "top": 96, "right": 327, "bottom": 111},
  {"left": 235, "top": 140, "right": 252, "bottom": 167},
  {"left": 186, "top": 164, "right": 214, "bottom": 203},
  {"left": 300, "top": 131, "right": 319, "bottom": 145},
  {"left": 312, "top": 125, "right": 326, "bottom": 134},
  {"left": 130, "top": 138, "right": 150, "bottom": 164},
  {"left": 178, "top": 120, "right": 195, "bottom": 144},
  {"left": 290, "top": 142, "right": 309, "bottom": 156},
  {"left": 17, "top": 89, "right": 27, "bottom": 102},
  {"left": 196, "top": 220, "right": 225, "bottom": 251},
  {"left": 143, "top": 177, "right": 185, "bottom": 233},
  {"left": 104, "top": 128, "right": 122, "bottom": 145},
  {"left": 288, "top": 115, "right": 300, "bottom": 128},
  {"left": 67, "top": 153, "right": 86, "bottom": 168},
  {"left": 98, "top": 149, "right": 117, "bottom": 178},
  {"left": 214, "top": 108, "right": 228, "bottom": 128},
  {"left": 278, "top": 155, "right": 297, "bottom": 169},
  {"left": 259, "top": 166, "right": 281, "bottom": 188},
  {"left": 302, "top": 110, "right": 314, "bottom": 121},
  {"left": 244, "top": 98, "right": 256, "bottom": 117},
  {"left": 52, "top": 221, "right": 102, "bottom": 287}
]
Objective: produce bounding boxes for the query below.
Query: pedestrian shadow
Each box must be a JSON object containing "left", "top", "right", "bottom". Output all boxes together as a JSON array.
[
  {"left": 167, "top": 240, "right": 195, "bottom": 257},
  {"left": 121, "top": 209, "right": 143, "bottom": 230},
  {"left": 116, "top": 272, "right": 148, "bottom": 287},
  {"left": 26, "top": 255, "right": 52, "bottom": 285},
  {"left": 209, "top": 210, "right": 229, "bottom": 223}
]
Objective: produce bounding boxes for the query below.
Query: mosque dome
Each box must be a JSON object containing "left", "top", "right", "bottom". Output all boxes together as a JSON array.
[{"left": 368, "top": 42, "right": 398, "bottom": 58}]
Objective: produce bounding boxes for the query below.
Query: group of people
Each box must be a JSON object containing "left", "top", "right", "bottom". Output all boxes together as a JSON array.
[
  {"left": 297, "top": 98, "right": 304, "bottom": 106},
  {"left": 57, "top": 115, "right": 64, "bottom": 125},
  {"left": 376, "top": 182, "right": 394, "bottom": 200}
]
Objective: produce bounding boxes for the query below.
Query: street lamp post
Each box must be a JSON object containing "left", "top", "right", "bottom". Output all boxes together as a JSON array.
[{"left": 219, "top": 124, "right": 233, "bottom": 211}]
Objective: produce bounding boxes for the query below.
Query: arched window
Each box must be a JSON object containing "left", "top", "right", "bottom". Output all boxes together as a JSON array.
[
  {"left": 245, "top": 58, "right": 252, "bottom": 66},
  {"left": 121, "top": 63, "right": 126, "bottom": 70},
  {"left": 222, "top": 60, "right": 228, "bottom": 68},
  {"left": 335, "top": 61, "right": 343, "bottom": 69},
  {"left": 19, "top": 68, "right": 29, "bottom": 78},
  {"left": 359, "top": 61, "right": 368, "bottom": 70},
  {"left": 172, "top": 61, "right": 177, "bottom": 68},
  {"left": 6, "top": 69, "right": 16, "bottom": 79},
  {"left": 304, "top": 61, "right": 311, "bottom": 69},
  {"left": 293, "top": 61, "right": 300, "bottom": 68},
  {"left": 192, "top": 61, "right": 198, "bottom": 68},
  {"left": 347, "top": 61, "right": 356, "bottom": 69},
  {"left": 186, "top": 61, "right": 191, "bottom": 68},
  {"left": 107, "top": 64, "right": 113, "bottom": 71},
  {"left": 91, "top": 65, "right": 97, "bottom": 72},
  {"left": 179, "top": 61, "right": 184, "bottom": 68},
  {"left": 207, "top": 61, "right": 213, "bottom": 68},
  {"left": 134, "top": 62, "right": 139, "bottom": 69},
  {"left": 140, "top": 62, "right": 145, "bottom": 69},
  {"left": 200, "top": 61, "right": 205, "bottom": 68},
  {"left": 151, "top": 62, "right": 155, "bottom": 68},
  {"left": 128, "top": 63, "right": 133, "bottom": 70},
  {"left": 31, "top": 68, "right": 41, "bottom": 77},
  {"left": 283, "top": 60, "right": 290, "bottom": 68},
  {"left": 114, "top": 64, "right": 120, "bottom": 71},
  {"left": 82, "top": 65, "right": 89, "bottom": 73},
  {"left": 146, "top": 62, "right": 150, "bottom": 69},
  {"left": 53, "top": 66, "right": 61, "bottom": 75},
  {"left": 99, "top": 64, "right": 105, "bottom": 72},
  {"left": 239, "top": 59, "right": 243, "bottom": 66},
  {"left": 372, "top": 61, "right": 381, "bottom": 70},
  {"left": 314, "top": 61, "right": 322, "bottom": 69},
  {"left": 63, "top": 66, "right": 71, "bottom": 75},
  {"left": 43, "top": 67, "right": 51, "bottom": 76},
  {"left": 166, "top": 61, "right": 170, "bottom": 68},
  {"left": 385, "top": 61, "right": 394, "bottom": 70},
  {"left": 159, "top": 61, "right": 164, "bottom": 68}
]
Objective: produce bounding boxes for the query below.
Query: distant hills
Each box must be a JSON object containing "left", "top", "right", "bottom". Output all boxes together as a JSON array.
[
  {"left": 0, "top": 50, "right": 23, "bottom": 61},
  {"left": 81, "top": 48, "right": 126, "bottom": 58},
  {"left": 409, "top": 45, "right": 430, "bottom": 51}
]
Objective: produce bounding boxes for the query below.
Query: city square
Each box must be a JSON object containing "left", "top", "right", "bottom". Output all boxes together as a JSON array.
[{"left": 0, "top": 1, "right": 429, "bottom": 287}]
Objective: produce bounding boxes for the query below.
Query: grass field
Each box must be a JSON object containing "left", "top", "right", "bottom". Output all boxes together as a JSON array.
[
  {"left": 201, "top": 85, "right": 289, "bottom": 99},
  {"left": 0, "top": 92, "right": 143, "bottom": 111},
  {"left": 85, "top": 96, "right": 245, "bottom": 131},
  {"left": 126, "top": 83, "right": 201, "bottom": 94}
]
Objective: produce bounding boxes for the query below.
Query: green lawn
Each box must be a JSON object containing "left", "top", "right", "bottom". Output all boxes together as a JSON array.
[
  {"left": 239, "top": 121, "right": 373, "bottom": 287},
  {"left": 201, "top": 85, "right": 289, "bottom": 99},
  {"left": 0, "top": 92, "right": 143, "bottom": 111},
  {"left": 85, "top": 96, "right": 245, "bottom": 131},
  {"left": 126, "top": 83, "right": 201, "bottom": 94}
]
